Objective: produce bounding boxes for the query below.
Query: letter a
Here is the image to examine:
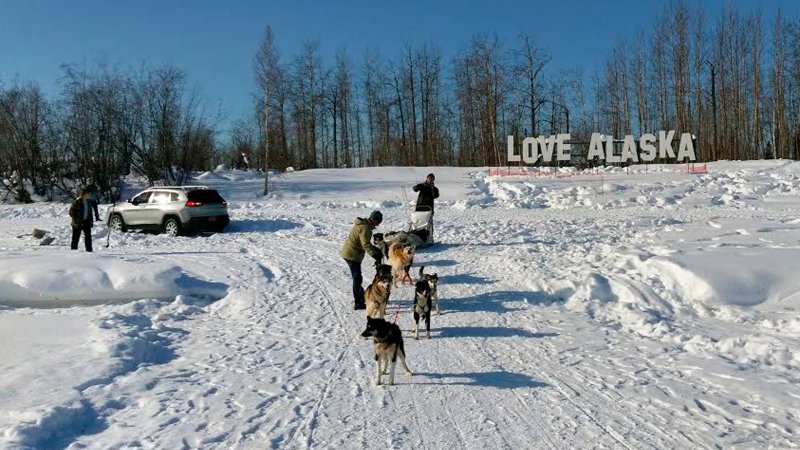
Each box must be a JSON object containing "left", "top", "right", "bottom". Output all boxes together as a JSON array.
[
  {"left": 587, "top": 133, "right": 605, "bottom": 160},
  {"left": 677, "top": 133, "right": 697, "bottom": 161}
]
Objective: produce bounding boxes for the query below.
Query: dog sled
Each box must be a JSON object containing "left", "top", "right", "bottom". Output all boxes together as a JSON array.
[
  {"left": 372, "top": 205, "right": 434, "bottom": 252},
  {"left": 408, "top": 205, "right": 434, "bottom": 247},
  {"left": 373, "top": 230, "right": 424, "bottom": 252}
]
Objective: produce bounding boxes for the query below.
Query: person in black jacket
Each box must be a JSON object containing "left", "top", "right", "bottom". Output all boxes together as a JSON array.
[
  {"left": 413, "top": 173, "right": 439, "bottom": 211},
  {"left": 412, "top": 173, "right": 439, "bottom": 242},
  {"left": 69, "top": 188, "right": 100, "bottom": 252}
]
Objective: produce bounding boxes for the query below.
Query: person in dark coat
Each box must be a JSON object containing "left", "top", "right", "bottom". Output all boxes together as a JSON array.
[
  {"left": 413, "top": 173, "right": 439, "bottom": 212},
  {"left": 341, "top": 210, "right": 384, "bottom": 310},
  {"left": 69, "top": 188, "right": 100, "bottom": 252},
  {"left": 412, "top": 173, "right": 439, "bottom": 243}
]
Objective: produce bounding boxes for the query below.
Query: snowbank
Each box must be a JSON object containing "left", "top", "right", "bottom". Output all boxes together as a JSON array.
[
  {"left": 0, "top": 253, "right": 227, "bottom": 307},
  {"left": 195, "top": 170, "right": 228, "bottom": 181},
  {"left": 0, "top": 294, "right": 216, "bottom": 447},
  {"left": 646, "top": 249, "right": 800, "bottom": 309},
  {"left": 473, "top": 160, "right": 800, "bottom": 211}
]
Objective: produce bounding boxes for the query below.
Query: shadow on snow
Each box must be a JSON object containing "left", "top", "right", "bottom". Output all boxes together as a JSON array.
[
  {"left": 227, "top": 219, "right": 302, "bottom": 233},
  {"left": 439, "top": 273, "right": 494, "bottom": 285},
  {"left": 412, "top": 371, "right": 550, "bottom": 389},
  {"left": 435, "top": 326, "right": 559, "bottom": 339},
  {"left": 444, "top": 290, "right": 558, "bottom": 314},
  {"left": 415, "top": 259, "right": 458, "bottom": 268}
]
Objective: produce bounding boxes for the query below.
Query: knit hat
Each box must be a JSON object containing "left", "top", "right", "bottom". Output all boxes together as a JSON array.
[
  {"left": 368, "top": 210, "right": 383, "bottom": 224},
  {"left": 427, "top": 173, "right": 435, "bottom": 180}
]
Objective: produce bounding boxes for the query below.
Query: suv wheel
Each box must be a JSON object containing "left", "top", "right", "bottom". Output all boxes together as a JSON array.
[
  {"left": 109, "top": 214, "right": 126, "bottom": 232},
  {"left": 163, "top": 218, "right": 181, "bottom": 236}
]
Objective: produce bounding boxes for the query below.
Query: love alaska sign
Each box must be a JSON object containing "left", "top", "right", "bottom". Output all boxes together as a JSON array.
[{"left": 507, "top": 131, "right": 697, "bottom": 163}]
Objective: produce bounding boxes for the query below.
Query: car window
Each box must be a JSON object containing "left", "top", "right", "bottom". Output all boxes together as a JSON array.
[
  {"left": 151, "top": 191, "right": 170, "bottom": 204},
  {"left": 187, "top": 190, "right": 225, "bottom": 204},
  {"left": 170, "top": 193, "right": 179, "bottom": 202},
  {"left": 133, "top": 192, "right": 151, "bottom": 204}
]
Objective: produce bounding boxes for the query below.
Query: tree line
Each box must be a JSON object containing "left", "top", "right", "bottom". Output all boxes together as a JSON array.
[
  {"left": 2, "top": 2, "right": 798, "bottom": 202},
  {"left": 0, "top": 65, "right": 217, "bottom": 202},
  {"left": 244, "top": 2, "right": 800, "bottom": 175}
]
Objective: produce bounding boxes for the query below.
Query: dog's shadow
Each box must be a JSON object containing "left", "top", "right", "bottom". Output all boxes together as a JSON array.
[
  {"left": 439, "top": 273, "right": 493, "bottom": 285},
  {"left": 415, "top": 259, "right": 457, "bottom": 268},
  {"left": 413, "top": 371, "right": 549, "bottom": 389},
  {"left": 434, "top": 326, "right": 559, "bottom": 339},
  {"left": 443, "top": 290, "right": 555, "bottom": 314}
]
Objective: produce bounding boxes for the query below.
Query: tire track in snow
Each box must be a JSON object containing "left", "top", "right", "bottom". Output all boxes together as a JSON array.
[
  {"left": 463, "top": 245, "right": 710, "bottom": 449},
  {"left": 432, "top": 286, "right": 562, "bottom": 449},
  {"left": 303, "top": 243, "right": 429, "bottom": 450},
  {"left": 288, "top": 238, "right": 490, "bottom": 449},
  {"left": 252, "top": 243, "right": 368, "bottom": 449},
  {"left": 439, "top": 245, "right": 683, "bottom": 449}
]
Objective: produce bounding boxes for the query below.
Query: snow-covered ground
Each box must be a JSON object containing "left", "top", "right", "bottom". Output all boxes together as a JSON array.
[{"left": 1, "top": 161, "right": 800, "bottom": 449}]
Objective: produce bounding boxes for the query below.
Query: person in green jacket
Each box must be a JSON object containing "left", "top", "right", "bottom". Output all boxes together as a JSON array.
[{"left": 341, "top": 210, "right": 383, "bottom": 310}]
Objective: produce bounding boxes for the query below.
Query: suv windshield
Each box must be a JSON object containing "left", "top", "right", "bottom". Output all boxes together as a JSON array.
[{"left": 187, "top": 190, "right": 225, "bottom": 204}]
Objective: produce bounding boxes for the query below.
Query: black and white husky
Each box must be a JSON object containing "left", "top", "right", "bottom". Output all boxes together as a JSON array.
[
  {"left": 362, "top": 317, "right": 413, "bottom": 385},
  {"left": 418, "top": 266, "right": 439, "bottom": 315},
  {"left": 413, "top": 280, "right": 432, "bottom": 339}
]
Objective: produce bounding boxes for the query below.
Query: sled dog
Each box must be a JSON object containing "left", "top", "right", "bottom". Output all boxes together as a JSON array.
[
  {"left": 362, "top": 317, "right": 413, "bottom": 385},
  {"left": 418, "top": 266, "right": 439, "bottom": 315},
  {"left": 413, "top": 280, "right": 432, "bottom": 339},
  {"left": 387, "top": 241, "right": 415, "bottom": 286},
  {"left": 365, "top": 264, "right": 392, "bottom": 320}
]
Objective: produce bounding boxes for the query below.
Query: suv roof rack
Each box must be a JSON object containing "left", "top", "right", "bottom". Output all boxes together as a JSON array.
[{"left": 144, "top": 185, "right": 211, "bottom": 191}]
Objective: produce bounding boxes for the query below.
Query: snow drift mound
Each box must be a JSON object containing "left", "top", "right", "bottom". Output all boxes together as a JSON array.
[
  {"left": 0, "top": 253, "right": 228, "bottom": 307},
  {"left": 645, "top": 248, "right": 800, "bottom": 310},
  {"left": 555, "top": 245, "right": 800, "bottom": 368},
  {"left": 195, "top": 171, "right": 228, "bottom": 181}
]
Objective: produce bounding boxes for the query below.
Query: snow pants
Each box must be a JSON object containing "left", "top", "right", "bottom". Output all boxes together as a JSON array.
[{"left": 71, "top": 221, "right": 93, "bottom": 252}]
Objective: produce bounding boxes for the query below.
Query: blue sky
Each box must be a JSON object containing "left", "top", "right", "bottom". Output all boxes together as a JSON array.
[{"left": 1, "top": 0, "right": 796, "bottom": 130}]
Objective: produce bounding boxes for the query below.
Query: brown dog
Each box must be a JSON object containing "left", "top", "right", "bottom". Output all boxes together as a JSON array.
[
  {"left": 365, "top": 264, "right": 393, "bottom": 320},
  {"left": 387, "top": 242, "right": 415, "bottom": 286},
  {"left": 361, "top": 264, "right": 393, "bottom": 338}
]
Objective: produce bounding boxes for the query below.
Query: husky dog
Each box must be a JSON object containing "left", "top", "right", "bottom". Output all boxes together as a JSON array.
[
  {"left": 418, "top": 266, "right": 440, "bottom": 315},
  {"left": 372, "top": 233, "right": 386, "bottom": 259},
  {"left": 387, "top": 241, "right": 415, "bottom": 286},
  {"left": 365, "top": 264, "right": 392, "bottom": 320},
  {"left": 362, "top": 317, "right": 413, "bottom": 385},
  {"left": 413, "top": 280, "right": 432, "bottom": 340}
]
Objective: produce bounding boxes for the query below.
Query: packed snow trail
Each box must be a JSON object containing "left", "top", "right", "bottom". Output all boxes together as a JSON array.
[{"left": 2, "top": 163, "right": 800, "bottom": 448}]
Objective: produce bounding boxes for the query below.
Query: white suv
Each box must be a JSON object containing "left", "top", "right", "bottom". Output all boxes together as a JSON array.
[{"left": 108, "top": 186, "right": 230, "bottom": 236}]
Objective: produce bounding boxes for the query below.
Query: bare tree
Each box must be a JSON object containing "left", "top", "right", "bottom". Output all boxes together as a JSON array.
[{"left": 255, "top": 26, "right": 280, "bottom": 194}]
